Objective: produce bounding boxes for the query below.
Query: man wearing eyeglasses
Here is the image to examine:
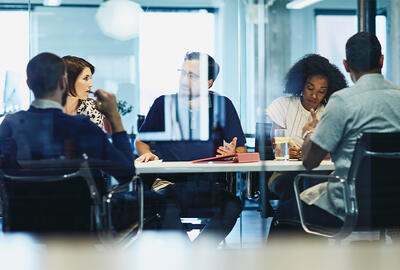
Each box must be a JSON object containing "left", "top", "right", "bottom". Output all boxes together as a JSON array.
[{"left": 135, "top": 52, "right": 246, "bottom": 246}]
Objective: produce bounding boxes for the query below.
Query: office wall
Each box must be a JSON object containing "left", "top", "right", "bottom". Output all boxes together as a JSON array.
[{"left": 391, "top": 0, "right": 400, "bottom": 84}]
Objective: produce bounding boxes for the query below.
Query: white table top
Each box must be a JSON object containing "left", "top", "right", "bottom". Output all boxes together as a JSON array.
[{"left": 135, "top": 160, "right": 334, "bottom": 174}]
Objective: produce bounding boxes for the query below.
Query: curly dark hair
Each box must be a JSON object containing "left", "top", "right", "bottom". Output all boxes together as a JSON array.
[{"left": 284, "top": 54, "right": 347, "bottom": 104}]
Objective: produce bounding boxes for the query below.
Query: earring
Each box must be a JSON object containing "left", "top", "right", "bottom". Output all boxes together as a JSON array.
[{"left": 324, "top": 98, "right": 328, "bottom": 103}]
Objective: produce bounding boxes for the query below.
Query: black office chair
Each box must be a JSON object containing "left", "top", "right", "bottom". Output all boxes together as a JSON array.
[
  {"left": 0, "top": 156, "right": 144, "bottom": 246},
  {"left": 293, "top": 132, "right": 400, "bottom": 239}
]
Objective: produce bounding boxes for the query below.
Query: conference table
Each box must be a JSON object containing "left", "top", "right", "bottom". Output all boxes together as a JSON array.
[
  {"left": 134, "top": 160, "right": 335, "bottom": 174},
  {"left": 135, "top": 159, "right": 334, "bottom": 245}
]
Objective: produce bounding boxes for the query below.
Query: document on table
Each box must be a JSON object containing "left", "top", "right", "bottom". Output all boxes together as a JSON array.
[
  {"left": 135, "top": 159, "right": 163, "bottom": 164},
  {"left": 148, "top": 159, "right": 163, "bottom": 163}
]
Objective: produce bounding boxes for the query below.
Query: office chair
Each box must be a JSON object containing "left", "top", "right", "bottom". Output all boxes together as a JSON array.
[
  {"left": 293, "top": 132, "right": 400, "bottom": 240},
  {"left": 0, "top": 156, "right": 144, "bottom": 246}
]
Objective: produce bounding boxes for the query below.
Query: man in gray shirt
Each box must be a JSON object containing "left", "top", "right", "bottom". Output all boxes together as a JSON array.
[{"left": 301, "top": 32, "right": 400, "bottom": 222}]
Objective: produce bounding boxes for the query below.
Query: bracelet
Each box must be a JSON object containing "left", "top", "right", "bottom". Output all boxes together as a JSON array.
[{"left": 302, "top": 130, "right": 312, "bottom": 140}]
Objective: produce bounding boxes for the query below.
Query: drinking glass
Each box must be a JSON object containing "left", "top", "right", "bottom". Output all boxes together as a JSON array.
[{"left": 274, "top": 129, "right": 289, "bottom": 161}]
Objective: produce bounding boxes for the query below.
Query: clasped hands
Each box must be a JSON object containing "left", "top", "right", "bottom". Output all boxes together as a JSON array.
[{"left": 283, "top": 109, "right": 319, "bottom": 160}]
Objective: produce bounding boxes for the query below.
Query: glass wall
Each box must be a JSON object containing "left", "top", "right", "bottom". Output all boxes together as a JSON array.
[
  {"left": 0, "top": 8, "right": 29, "bottom": 116},
  {"left": 0, "top": 0, "right": 393, "bottom": 138},
  {"left": 238, "top": 0, "right": 391, "bottom": 137},
  {"left": 0, "top": 0, "right": 232, "bottom": 135},
  {"left": 29, "top": 3, "right": 141, "bottom": 133},
  {"left": 139, "top": 10, "right": 215, "bottom": 116},
  {"left": 0, "top": 0, "right": 396, "bottom": 247}
]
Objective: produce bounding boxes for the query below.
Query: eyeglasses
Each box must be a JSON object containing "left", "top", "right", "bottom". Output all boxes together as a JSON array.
[{"left": 177, "top": 69, "right": 201, "bottom": 80}]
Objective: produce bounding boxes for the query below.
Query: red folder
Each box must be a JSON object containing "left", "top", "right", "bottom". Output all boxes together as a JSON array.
[{"left": 191, "top": 152, "right": 260, "bottom": 163}]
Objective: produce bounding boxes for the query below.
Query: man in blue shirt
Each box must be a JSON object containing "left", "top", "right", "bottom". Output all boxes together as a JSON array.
[
  {"left": 0, "top": 52, "right": 184, "bottom": 233},
  {"left": 135, "top": 52, "right": 246, "bottom": 246}
]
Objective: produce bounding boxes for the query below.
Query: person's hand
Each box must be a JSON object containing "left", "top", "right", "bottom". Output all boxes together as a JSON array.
[
  {"left": 216, "top": 137, "right": 237, "bottom": 156},
  {"left": 289, "top": 145, "right": 302, "bottom": 160},
  {"left": 136, "top": 152, "right": 159, "bottom": 163},
  {"left": 302, "top": 108, "right": 318, "bottom": 136},
  {"left": 94, "top": 89, "right": 124, "bottom": 133},
  {"left": 94, "top": 89, "right": 119, "bottom": 119}
]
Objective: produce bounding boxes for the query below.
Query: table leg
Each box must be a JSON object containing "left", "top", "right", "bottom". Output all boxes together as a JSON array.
[
  {"left": 259, "top": 171, "right": 267, "bottom": 218},
  {"left": 236, "top": 171, "right": 243, "bottom": 248}
]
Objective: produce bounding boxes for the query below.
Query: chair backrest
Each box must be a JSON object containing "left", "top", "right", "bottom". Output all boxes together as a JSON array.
[
  {"left": 255, "top": 122, "right": 274, "bottom": 160},
  {"left": 347, "top": 132, "right": 400, "bottom": 231},
  {"left": 0, "top": 159, "right": 106, "bottom": 235}
]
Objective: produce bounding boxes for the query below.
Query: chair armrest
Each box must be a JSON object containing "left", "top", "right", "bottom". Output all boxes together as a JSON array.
[
  {"left": 105, "top": 175, "right": 144, "bottom": 248},
  {"left": 293, "top": 173, "right": 357, "bottom": 239},
  {"left": 108, "top": 177, "right": 138, "bottom": 196}
]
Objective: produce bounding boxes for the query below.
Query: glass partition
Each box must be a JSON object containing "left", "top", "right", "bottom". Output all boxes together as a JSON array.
[
  {"left": 0, "top": 7, "right": 30, "bottom": 117},
  {"left": 0, "top": 0, "right": 396, "bottom": 247}
]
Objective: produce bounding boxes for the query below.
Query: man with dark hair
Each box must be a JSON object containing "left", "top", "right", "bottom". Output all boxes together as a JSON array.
[
  {"left": 297, "top": 32, "right": 400, "bottom": 223},
  {"left": 1, "top": 52, "right": 133, "bottom": 180},
  {"left": 26, "top": 52, "right": 68, "bottom": 100},
  {"left": 0, "top": 52, "right": 184, "bottom": 233},
  {"left": 135, "top": 52, "right": 246, "bottom": 246},
  {"left": 345, "top": 31, "right": 382, "bottom": 75},
  {"left": 184, "top": 52, "right": 220, "bottom": 82}
]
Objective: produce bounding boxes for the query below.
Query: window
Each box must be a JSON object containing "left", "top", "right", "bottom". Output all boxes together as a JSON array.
[
  {"left": 138, "top": 10, "right": 215, "bottom": 115},
  {"left": 0, "top": 10, "right": 30, "bottom": 117},
  {"left": 316, "top": 12, "right": 387, "bottom": 83}
]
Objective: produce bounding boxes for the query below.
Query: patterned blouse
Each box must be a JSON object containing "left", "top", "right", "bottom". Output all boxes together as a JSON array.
[{"left": 77, "top": 98, "right": 104, "bottom": 129}]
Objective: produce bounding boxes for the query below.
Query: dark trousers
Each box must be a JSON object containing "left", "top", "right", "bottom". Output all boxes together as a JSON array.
[
  {"left": 269, "top": 172, "right": 342, "bottom": 238},
  {"left": 111, "top": 190, "right": 186, "bottom": 235},
  {"left": 270, "top": 172, "right": 325, "bottom": 202},
  {"left": 156, "top": 177, "right": 242, "bottom": 246}
]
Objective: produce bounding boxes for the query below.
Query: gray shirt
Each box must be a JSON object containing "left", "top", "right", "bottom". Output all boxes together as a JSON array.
[{"left": 301, "top": 73, "right": 400, "bottom": 220}]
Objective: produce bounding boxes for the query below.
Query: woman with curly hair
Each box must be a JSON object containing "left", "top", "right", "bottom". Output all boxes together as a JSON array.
[
  {"left": 63, "top": 55, "right": 105, "bottom": 129},
  {"left": 267, "top": 54, "right": 347, "bottom": 159},
  {"left": 266, "top": 54, "right": 347, "bottom": 201}
]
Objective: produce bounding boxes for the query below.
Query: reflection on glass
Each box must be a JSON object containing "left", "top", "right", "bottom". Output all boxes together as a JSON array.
[
  {"left": 0, "top": 10, "right": 30, "bottom": 120},
  {"left": 29, "top": 5, "right": 140, "bottom": 132},
  {"left": 138, "top": 11, "right": 215, "bottom": 115},
  {"left": 138, "top": 52, "right": 214, "bottom": 142}
]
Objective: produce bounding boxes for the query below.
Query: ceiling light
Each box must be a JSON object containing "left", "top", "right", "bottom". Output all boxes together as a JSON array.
[
  {"left": 286, "top": 0, "right": 323, "bottom": 9},
  {"left": 43, "top": 0, "right": 62, "bottom": 6},
  {"left": 95, "top": 0, "right": 142, "bottom": 41}
]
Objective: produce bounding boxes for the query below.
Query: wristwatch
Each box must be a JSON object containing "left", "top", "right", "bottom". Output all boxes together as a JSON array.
[{"left": 302, "top": 130, "right": 312, "bottom": 140}]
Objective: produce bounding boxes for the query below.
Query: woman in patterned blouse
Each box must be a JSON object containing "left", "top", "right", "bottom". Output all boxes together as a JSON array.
[{"left": 63, "top": 55, "right": 104, "bottom": 129}]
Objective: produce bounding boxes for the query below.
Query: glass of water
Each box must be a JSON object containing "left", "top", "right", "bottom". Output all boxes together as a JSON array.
[{"left": 274, "top": 129, "right": 289, "bottom": 161}]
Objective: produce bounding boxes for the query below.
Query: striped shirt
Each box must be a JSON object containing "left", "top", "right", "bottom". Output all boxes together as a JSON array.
[{"left": 266, "top": 96, "right": 325, "bottom": 146}]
